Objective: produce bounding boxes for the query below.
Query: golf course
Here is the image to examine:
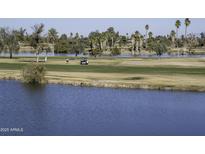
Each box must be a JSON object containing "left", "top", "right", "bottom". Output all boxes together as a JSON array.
[
  {"left": 0, "top": 18, "right": 205, "bottom": 91},
  {"left": 1, "top": 56, "right": 205, "bottom": 91}
]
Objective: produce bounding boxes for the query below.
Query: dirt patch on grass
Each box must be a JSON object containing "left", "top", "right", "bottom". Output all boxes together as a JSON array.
[{"left": 124, "top": 76, "right": 145, "bottom": 80}]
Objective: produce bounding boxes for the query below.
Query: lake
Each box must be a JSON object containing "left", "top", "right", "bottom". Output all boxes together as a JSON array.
[
  {"left": 1, "top": 51, "right": 205, "bottom": 58},
  {"left": 0, "top": 80, "right": 205, "bottom": 136}
]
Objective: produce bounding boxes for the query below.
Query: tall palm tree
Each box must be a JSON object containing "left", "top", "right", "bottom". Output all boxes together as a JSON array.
[
  {"left": 185, "top": 18, "right": 191, "bottom": 38},
  {"left": 139, "top": 35, "right": 144, "bottom": 54},
  {"left": 145, "top": 24, "right": 149, "bottom": 48},
  {"left": 106, "top": 27, "right": 116, "bottom": 49},
  {"left": 147, "top": 32, "right": 154, "bottom": 52},
  {"left": 131, "top": 31, "right": 141, "bottom": 55},
  {"left": 175, "top": 20, "right": 181, "bottom": 38},
  {"left": 100, "top": 32, "right": 107, "bottom": 50},
  {"left": 170, "top": 30, "right": 176, "bottom": 47},
  {"left": 145, "top": 25, "right": 149, "bottom": 37},
  {"left": 88, "top": 32, "right": 96, "bottom": 52},
  {"left": 126, "top": 33, "right": 129, "bottom": 39},
  {"left": 131, "top": 34, "right": 135, "bottom": 55},
  {"left": 70, "top": 32, "right": 73, "bottom": 38}
]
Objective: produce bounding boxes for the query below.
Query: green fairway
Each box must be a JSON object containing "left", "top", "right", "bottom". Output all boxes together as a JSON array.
[
  {"left": 41, "top": 64, "right": 205, "bottom": 75},
  {"left": 0, "top": 62, "right": 205, "bottom": 76}
]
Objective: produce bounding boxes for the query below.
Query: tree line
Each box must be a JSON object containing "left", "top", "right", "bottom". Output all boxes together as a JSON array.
[{"left": 0, "top": 18, "right": 205, "bottom": 59}]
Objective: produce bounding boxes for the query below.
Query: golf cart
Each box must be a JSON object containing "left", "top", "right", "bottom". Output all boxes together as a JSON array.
[{"left": 80, "top": 58, "right": 88, "bottom": 65}]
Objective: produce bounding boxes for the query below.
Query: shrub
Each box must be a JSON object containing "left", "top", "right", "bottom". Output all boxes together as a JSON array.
[
  {"left": 111, "top": 47, "right": 121, "bottom": 56},
  {"left": 22, "top": 63, "right": 46, "bottom": 84},
  {"left": 153, "top": 43, "right": 167, "bottom": 56}
]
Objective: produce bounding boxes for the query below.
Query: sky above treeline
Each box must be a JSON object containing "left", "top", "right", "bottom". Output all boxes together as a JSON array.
[{"left": 0, "top": 18, "right": 204, "bottom": 37}]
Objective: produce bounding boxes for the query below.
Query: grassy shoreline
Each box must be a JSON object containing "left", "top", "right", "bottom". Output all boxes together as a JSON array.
[
  {"left": 1, "top": 57, "right": 205, "bottom": 92},
  {"left": 1, "top": 75, "right": 205, "bottom": 92}
]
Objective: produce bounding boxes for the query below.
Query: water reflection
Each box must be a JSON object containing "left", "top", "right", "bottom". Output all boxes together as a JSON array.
[{"left": 20, "top": 83, "right": 49, "bottom": 135}]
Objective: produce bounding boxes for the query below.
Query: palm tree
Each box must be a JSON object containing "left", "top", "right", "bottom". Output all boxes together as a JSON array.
[
  {"left": 148, "top": 32, "right": 153, "bottom": 39},
  {"left": 106, "top": 27, "right": 115, "bottom": 49},
  {"left": 147, "top": 32, "right": 154, "bottom": 52},
  {"left": 185, "top": 18, "right": 191, "bottom": 38},
  {"left": 145, "top": 24, "right": 149, "bottom": 48},
  {"left": 126, "top": 33, "right": 129, "bottom": 39},
  {"left": 131, "top": 35, "right": 135, "bottom": 55},
  {"left": 70, "top": 32, "right": 73, "bottom": 38},
  {"left": 88, "top": 32, "right": 96, "bottom": 53},
  {"left": 100, "top": 32, "right": 107, "bottom": 50},
  {"left": 175, "top": 20, "right": 181, "bottom": 50},
  {"left": 131, "top": 31, "right": 141, "bottom": 55},
  {"left": 75, "top": 33, "right": 79, "bottom": 39},
  {"left": 175, "top": 20, "right": 181, "bottom": 39},
  {"left": 139, "top": 35, "right": 144, "bottom": 54},
  {"left": 170, "top": 30, "right": 176, "bottom": 48}
]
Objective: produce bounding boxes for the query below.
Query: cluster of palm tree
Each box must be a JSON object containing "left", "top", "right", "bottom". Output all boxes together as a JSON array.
[
  {"left": 148, "top": 18, "right": 198, "bottom": 55},
  {"left": 88, "top": 25, "right": 153, "bottom": 56},
  {"left": 86, "top": 18, "right": 199, "bottom": 56},
  {"left": 170, "top": 18, "right": 199, "bottom": 54},
  {"left": 88, "top": 27, "right": 120, "bottom": 56},
  {"left": 174, "top": 18, "right": 191, "bottom": 38},
  {"left": 0, "top": 18, "right": 205, "bottom": 59},
  {"left": 131, "top": 31, "right": 144, "bottom": 55}
]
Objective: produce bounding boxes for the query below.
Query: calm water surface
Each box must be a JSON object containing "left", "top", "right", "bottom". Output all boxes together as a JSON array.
[
  {"left": 1, "top": 52, "right": 205, "bottom": 58},
  {"left": 1, "top": 80, "right": 205, "bottom": 136}
]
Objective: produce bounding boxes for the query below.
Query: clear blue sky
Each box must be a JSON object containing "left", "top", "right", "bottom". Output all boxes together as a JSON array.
[{"left": 0, "top": 18, "right": 204, "bottom": 36}]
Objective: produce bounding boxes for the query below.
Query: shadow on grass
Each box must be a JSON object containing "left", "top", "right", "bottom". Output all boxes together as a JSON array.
[{"left": 124, "top": 76, "right": 145, "bottom": 80}]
